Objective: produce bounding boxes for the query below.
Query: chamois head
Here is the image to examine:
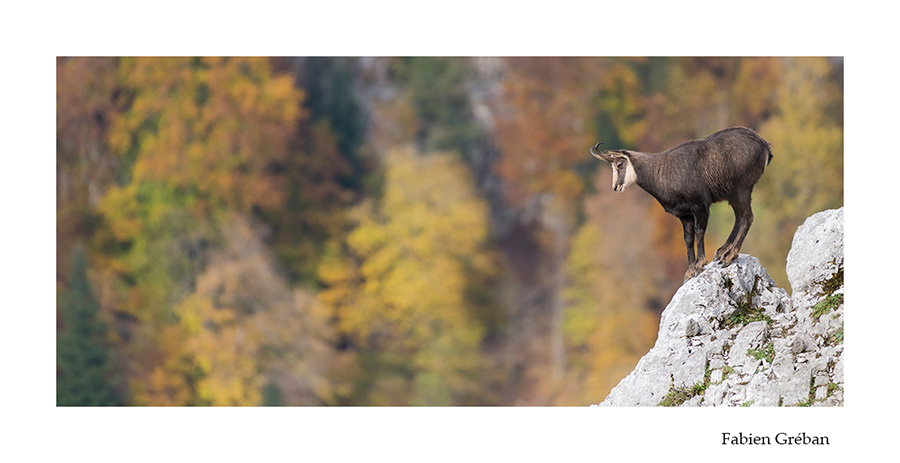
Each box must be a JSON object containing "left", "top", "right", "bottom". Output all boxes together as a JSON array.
[{"left": 590, "top": 142, "right": 637, "bottom": 192}]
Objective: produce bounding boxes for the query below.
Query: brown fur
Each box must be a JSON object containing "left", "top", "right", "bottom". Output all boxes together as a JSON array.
[{"left": 590, "top": 127, "right": 772, "bottom": 280}]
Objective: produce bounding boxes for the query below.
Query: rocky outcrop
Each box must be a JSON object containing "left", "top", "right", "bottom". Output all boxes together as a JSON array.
[{"left": 597, "top": 208, "right": 844, "bottom": 406}]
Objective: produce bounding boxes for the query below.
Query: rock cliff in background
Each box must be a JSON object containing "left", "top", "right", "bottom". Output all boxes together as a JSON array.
[{"left": 598, "top": 208, "right": 844, "bottom": 406}]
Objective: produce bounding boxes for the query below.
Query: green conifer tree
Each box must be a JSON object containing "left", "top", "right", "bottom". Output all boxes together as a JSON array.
[{"left": 57, "top": 245, "right": 123, "bottom": 406}]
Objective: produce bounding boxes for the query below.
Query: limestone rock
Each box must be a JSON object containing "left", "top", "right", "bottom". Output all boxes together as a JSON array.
[
  {"left": 786, "top": 207, "right": 844, "bottom": 297},
  {"left": 597, "top": 207, "right": 844, "bottom": 407}
]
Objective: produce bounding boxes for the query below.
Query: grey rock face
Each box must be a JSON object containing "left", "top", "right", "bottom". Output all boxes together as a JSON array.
[
  {"left": 786, "top": 207, "right": 844, "bottom": 297},
  {"left": 597, "top": 208, "right": 844, "bottom": 407}
]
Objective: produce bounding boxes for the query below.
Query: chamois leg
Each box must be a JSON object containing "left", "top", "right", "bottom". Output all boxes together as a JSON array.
[
  {"left": 685, "top": 206, "right": 710, "bottom": 279},
  {"left": 715, "top": 192, "right": 754, "bottom": 266},
  {"left": 680, "top": 215, "right": 696, "bottom": 266},
  {"left": 680, "top": 213, "right": 707, "bottom": 281}
]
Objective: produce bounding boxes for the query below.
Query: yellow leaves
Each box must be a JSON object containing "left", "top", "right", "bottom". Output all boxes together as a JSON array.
[
  {"left": 98, "top": 183, "right": 142, "bottom": 242},
  {"left": 348, "top": 148, "right": 489, "bottom": 288},
  {"left": 346, "top": 202, "right": 386, "bottom": 254},
  {"left": 262, "top": 68, "right": 303, "bottom": 122},
  {"left": 188, "top": 321, "right": 264, "bottom": 406},
  {"left": 385, "top": 147, "right": 488, "bottom": 248},
  {"left": 561, "top": 224, "right": 601, "bottom": 347},
  {"left": 319, "top": 146, "right": 492, "bottom": 403},
  {"left": 760, "top": 58, "right": 843, "bottom": 214},
  {"left": 165, "top": 213, "right": 343, "bottom": 405}
]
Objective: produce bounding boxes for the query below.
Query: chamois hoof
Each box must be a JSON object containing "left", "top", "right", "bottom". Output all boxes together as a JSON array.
[
  {"left": 683, "top": 268, "right": 701, "bottom": 282},
  {"left": 683, "top": 270, "right": 696, "bottom": 282},
  {"left": 715, "top": 250, "right": 739, "bottom": 267},
  {"left": 714, "top": 247, "right": 734, "bottom": 266},
  {"left": 683, "top": 261, "right": 707, "bottom": 281}
]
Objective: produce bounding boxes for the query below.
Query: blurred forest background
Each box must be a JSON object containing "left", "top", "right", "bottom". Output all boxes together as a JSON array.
[{"left": 57, "top": 57, "right": 843, "bottom": 406}]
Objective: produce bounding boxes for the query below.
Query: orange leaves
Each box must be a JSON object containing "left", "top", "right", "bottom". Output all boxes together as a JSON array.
[
  {"left": 108, "top": 57, "right": 302, "bottom": 213},
  {"left": 492, "top": 58, "right": 603, "bottom": 208},
  {"left": 732, "top": 57, "right": 781, "bottom": 128}
]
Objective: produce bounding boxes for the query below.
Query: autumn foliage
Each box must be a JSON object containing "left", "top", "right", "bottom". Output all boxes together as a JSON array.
[{"left": 57, "top": 57, "right": 843, "bottom": 405}]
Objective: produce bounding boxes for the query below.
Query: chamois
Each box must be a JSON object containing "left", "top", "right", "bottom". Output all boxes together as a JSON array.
[{"left": 589, "top": 127, "right": 772, "bottom": 280}]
